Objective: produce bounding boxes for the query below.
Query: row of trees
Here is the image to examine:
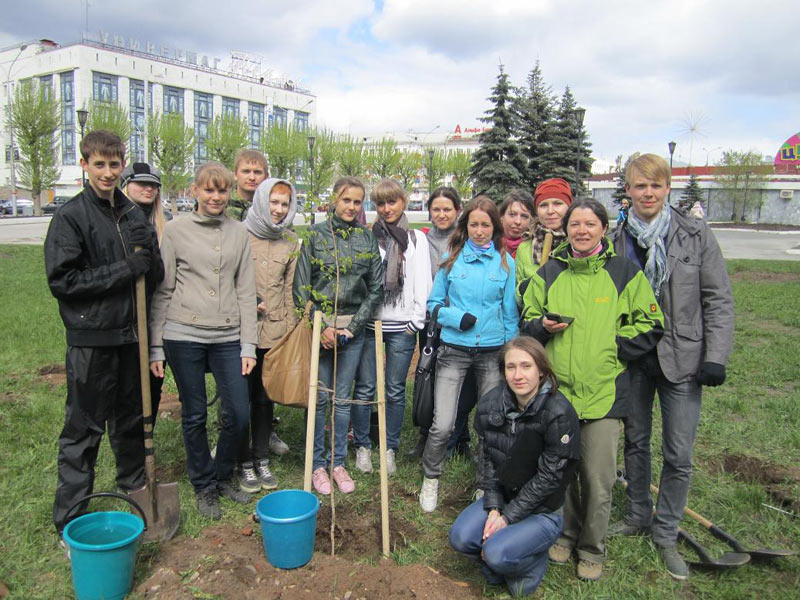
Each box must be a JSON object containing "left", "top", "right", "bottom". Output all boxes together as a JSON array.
[
  {"left": 470, "top": 62, "right": 593, "bottom": 201},
  {"left": 7, "top": 81, "right": 476, "bottom": 213}
]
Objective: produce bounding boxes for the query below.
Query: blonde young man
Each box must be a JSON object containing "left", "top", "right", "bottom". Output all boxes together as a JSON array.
[
  {"left": 609, "top": 153, "right": 733, "bottom": 580},
  {"left": 229, "top": 149, "right": 268, "bottom": 221}
]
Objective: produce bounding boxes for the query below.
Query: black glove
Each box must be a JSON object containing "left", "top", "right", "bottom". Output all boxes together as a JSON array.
[
  {"left": 459, "top": 313, "right": 477, "bottom": 331},
  {"left": 697, "top": 362, "right": 726, "bottom": 387},
  {"left": 127, "top": 222, "right": 152, "bottom": 248},
  {"left": 126, "top": 248, "right": 152, "bottom": 277}
]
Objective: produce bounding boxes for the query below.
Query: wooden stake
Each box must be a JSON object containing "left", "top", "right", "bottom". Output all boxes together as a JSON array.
[
  {"left": 303, "top": 310, "right": 323, "bottom": 492},
  {"left": 540, "top": 232, "right": 553, "bottom": 265},
  {"left": 374, "top": 321, "right": 390, "bottom": 557}
]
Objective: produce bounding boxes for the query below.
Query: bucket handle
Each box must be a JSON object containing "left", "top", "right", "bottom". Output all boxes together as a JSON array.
[{"left": 64, "top": 492, "right": 149, "bottom": 531}]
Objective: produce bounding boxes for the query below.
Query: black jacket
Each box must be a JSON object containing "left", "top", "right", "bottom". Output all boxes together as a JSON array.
[
  {"left": 44, "top": 185, "right": 163, "bottom": 346},
  {"left": 474, "top": 383, "right": 581, "bottom": 524}
]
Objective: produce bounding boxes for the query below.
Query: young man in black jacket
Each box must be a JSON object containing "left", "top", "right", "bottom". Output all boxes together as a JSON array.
[{"left": 45, "top": 130, "right": 164, "bottom": 535}]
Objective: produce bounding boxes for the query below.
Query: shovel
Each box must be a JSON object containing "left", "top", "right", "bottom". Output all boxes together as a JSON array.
[
  {"left": 651, "top": 483, "right": 795, "bottom": 561},
  {"left": 677, "top": 528, "right": 750, "bottom": 569},
  {"left": 617, "top": 474, "right": 749, "bottom": 569},
  {"left": 129, "top": 271, "right": 180, "bottom": 543}
]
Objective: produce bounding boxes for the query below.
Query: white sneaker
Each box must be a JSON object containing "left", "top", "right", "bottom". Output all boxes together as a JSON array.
[
  {"left": 386, "top": 449, "right": 397, "bottom": 476},
  {"left": 420, "top": 477, "right": 439, "bottom": 513},
  {"left": 355, "top": 446, "right": 373, "bottom": 473}
]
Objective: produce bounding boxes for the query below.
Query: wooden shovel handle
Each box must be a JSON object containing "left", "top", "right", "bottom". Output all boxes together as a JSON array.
[{"left": 650, "top": 482, "right": 713, "bottom": 528}]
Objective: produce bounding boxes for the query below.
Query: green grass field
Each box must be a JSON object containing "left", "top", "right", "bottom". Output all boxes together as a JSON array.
[{"left": 0, "top": 245, "right": 798, "bottom": 598}]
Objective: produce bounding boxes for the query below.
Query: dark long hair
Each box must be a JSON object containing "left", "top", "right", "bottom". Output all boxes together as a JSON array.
[
  {"left": 561, "top": 197, "right": 609, "bottom": 233},
  {"left": 441, "top": 196, "right": 508, "bottom": 273},
  {"left": 427, "top": 186, "right": 462, "bottom": 212}
]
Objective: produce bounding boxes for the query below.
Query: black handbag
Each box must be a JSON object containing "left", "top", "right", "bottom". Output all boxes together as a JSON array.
[{"left": 412, "top": 306, "right": 442, "bottom": 430}]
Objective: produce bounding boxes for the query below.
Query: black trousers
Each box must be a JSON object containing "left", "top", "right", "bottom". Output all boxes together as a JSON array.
[
  {"left": 53, "top": 344, "right": 145, "bottom": 533},
  {"left": 238, "top": 347, "right": 274, "bottom": 464}
]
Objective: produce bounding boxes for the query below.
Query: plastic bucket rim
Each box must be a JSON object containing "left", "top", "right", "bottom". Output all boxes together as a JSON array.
[
  {"left": 256, "top": 489, "right": 319, "bottom": 525},
  {"left": 63, "top": 510, "right": 145, "bottom": 552}
]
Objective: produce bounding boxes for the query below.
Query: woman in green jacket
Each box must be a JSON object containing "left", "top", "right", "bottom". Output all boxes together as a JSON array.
[
  {"left": 293, "top": 177, "right": 384, "bottom": 496},
  {"left": 520, "top": 198, "right": 663, "bottom": 581}
]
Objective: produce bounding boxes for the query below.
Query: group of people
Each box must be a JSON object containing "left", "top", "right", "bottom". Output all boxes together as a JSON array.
[{"left": 44, "top": 129, "right": 733, "bottom": 597}]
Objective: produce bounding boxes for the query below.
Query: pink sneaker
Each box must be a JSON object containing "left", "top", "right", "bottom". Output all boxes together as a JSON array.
[
  {"left": 332, "top": 466, "right": 355, "bottom": 494},
  {"left": 312, "top": 467, "right": 331, "bottom": 495}
]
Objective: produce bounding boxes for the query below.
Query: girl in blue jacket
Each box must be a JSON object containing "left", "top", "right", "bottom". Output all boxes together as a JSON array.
[{"left": 420, "top": 196, "right": 519, "bottom": 512}]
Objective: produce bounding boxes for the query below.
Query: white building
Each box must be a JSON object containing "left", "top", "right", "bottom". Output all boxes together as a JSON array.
[{"left": 1, "top": 36, "right": 316, "bottom": 198}]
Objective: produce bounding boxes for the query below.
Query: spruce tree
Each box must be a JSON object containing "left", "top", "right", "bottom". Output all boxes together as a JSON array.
[
  {"left": 515, "top": 60, "right": 556, "bottom": 188},
  {"left": 680, "top": 173, "right": 704, "bottom": 212},
  {"left": 549, "top": 87, "right": 593, "bottom": 196},
  {"left": 470, "top": 65, "right": 527, "bottom": 203},
  {"left": 611, "top": 155, "right": 628, "bottom": 207}
]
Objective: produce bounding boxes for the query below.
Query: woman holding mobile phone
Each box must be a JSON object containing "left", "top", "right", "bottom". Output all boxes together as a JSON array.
[{"left": 519, "top": 198, "right": 663, "bottom": 580}]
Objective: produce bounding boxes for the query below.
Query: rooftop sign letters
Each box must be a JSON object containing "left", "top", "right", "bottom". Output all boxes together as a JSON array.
[
  {"left": 775, "top": 132, "right": 800, "bottom": 165},
  {"left": 92, "top": 31, "right": 222, "bottom": 70}
]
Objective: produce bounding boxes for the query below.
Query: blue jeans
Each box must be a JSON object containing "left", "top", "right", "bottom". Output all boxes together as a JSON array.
[
  {"left": 352, "top": 328, "right": 417, "bottom": 451},
  {"left": 314, "top": 331, "right": 365, "bottom": 470},
  {"left": 422, "top": 345, "right": 503, "bottom": 479},
  {"left": 165, "top": 340, "right": 250, "bottom": 492},
  {"left": 449, "top": 498, "right": 563, "bottom": 597},
  {"left": 622, "top": 363, "right": 702, "bottom": 547}
]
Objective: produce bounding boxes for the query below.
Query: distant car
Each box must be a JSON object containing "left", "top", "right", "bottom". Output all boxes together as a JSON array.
[
  {"left": 0, "top": 198, "right": 34, "bottom": 215},
  {"left": 174, "top": 197, "right": 194, "bottom": 212},
  {"left": 41, "top": 196, "right": 70, "bottom": 214}
]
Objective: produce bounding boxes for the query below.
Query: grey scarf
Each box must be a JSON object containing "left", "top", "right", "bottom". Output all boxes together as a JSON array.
[
  {"left": 626, "top": 204, "right": 671, "bottom": 300},
  {"left": 244, "top": 178, "right": 297, "bottom": 240}
]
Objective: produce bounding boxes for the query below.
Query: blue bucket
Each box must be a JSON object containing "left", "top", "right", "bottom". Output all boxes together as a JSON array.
[
  {"left": 256, "top": 489, "right": 319, "bottom": 569},
  {"left": 61, "top": 493, "right": 146, "bottom": 600}
]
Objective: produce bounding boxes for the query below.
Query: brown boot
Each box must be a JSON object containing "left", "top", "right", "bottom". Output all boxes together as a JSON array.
[{"left": 577, "top": 559, "right": 603, "bottom": 581}]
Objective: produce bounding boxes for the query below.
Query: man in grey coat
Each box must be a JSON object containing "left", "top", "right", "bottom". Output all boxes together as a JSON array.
[{"left": 609, "top": 153, "right": 734, "bottom": 580}]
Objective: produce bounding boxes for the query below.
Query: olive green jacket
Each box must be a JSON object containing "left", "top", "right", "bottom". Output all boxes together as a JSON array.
[{"left": 292, "top": 214, "right": 384, "bottom": 335}]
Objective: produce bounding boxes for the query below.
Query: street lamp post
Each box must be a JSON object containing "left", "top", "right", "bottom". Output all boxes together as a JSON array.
[
  {"left": 573, "top": 108, "right": 586, "bottom": 195},
  {"left": 742, "top": 171, "right": 751, "bottom": 222},
  {"left": 427, "top": 148, "right": 435, "bottom": 198},
  {"left": 307, "top": 135, "right": 316, "bottom": 224},
  {"left": 77, "top": 108, "right": 89, "bottom": 186},
  {"left": 703, "top": 146, "right": 723, "bottom": 167},
  {"left": 5, "top": 44, "right": 27, "bottom": 217},
  {"left": 667, "top": 141, "right": 677, "bottom": 202}
]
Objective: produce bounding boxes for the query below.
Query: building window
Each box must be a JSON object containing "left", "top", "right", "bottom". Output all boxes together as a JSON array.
[
  {"left": 39, "top": 75, "right": 53, "bottom": 101},
  {"left": 273, "top": 106, "right": 287, "bottom": 128},
  {"left": 248, "top": 102, "right": 264, "bottom": 148},
  {"left": 294, "top": 110, "right": 309, "bottom": 131},
  {"left": 129, "top": 79, "right": 146, "bottom": 161},
  {"left": 92, "top": 72, "right": 118, "bottom": 103},
  {"left": 163, "top": 86, "right": 184, "bottom": 115},
  {"left": 222, "top": 97, "right": 239, "bottom": 118},
  {"left": 60, "top": 71, "right": 76, "bottom": 165},
  {"left": 194, "top": 92, "right": 212, "bottom": 163},
  {"left": 147, "top": 82, "right": 153, "bottom": 115}
]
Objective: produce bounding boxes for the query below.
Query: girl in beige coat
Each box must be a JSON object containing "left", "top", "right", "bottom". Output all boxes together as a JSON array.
[{"left": 237, "top": 178, "right": 300, "bottom": 492}]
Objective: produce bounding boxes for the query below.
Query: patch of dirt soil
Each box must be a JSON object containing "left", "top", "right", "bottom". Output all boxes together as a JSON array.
[
  {"left": 136, "top": 507, "right": 481, "bottom": 600},
  {"left": 158, "top": 392, "right": 182, "bottom": 421},
  {"left": 37, "top": 363, "right": 66, "bottom": 387},
  {"left": 710, "top": 453, "right": 800, "bottom": 513},
  {"left": 730, "top": 270, "right": 800, "bottom": 283},
  {"left": 711, "top": 223, "right": 800, "bottom": 231}
]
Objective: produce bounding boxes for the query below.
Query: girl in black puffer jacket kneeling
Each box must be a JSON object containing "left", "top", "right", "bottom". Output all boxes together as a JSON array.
[{"left": 449, "top": 336, "right": 580, "bottom": 597}]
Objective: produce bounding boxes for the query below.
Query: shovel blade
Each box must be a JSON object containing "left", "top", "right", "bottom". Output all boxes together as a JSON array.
[
  {"left": 129, "top": 481, "right": 180, "bottom": 543},
  {"left": 746, "top": 548, "right": 796, "bottom": 561},
  {"left": 687, "top": 551, "right": 751, "bottom": 569}
]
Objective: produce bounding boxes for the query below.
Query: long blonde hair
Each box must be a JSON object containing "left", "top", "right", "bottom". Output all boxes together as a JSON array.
[{"left": 125, "top": 183, "right": 167, "bottom": 244}]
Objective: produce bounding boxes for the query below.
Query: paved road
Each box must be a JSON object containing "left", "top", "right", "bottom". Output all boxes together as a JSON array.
[{"left": 2, "top": 216, "right": 799, "bottom": 260}]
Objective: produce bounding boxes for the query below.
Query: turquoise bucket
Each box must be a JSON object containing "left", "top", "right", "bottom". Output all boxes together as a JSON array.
[
  {"left": 256, "top": 489, "right": 319, "bottom": 569},
  {"left": 61, "top": 493, "right": 147, "bottom": 600}
]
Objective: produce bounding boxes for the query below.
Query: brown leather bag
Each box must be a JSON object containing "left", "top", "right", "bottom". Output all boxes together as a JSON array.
[{"left": 261, "top": 302, "right": 312, "bottom": 408}]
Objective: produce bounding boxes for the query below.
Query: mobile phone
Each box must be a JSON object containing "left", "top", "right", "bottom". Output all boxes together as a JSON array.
[
  {"left": 338, "top": 334, "right": 351, "bottom": 346},
  {"left": 545, "top": 312, "right": 574, "bottom": 325}
]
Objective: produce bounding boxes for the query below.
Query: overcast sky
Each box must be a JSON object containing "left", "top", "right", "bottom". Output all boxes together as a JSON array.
[{"left": 3, "top": 0, "right": 797, "bottom": 167}]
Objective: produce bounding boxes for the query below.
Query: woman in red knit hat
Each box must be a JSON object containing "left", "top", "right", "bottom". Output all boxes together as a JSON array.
[{"left": 515, "top": 178, "right": 573, "bottom": 290}]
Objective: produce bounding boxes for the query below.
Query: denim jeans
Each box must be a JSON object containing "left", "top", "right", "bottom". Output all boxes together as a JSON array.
[
  {"left": 165, "top": 340, "right": 250, "bottom": 492},
  {"left": 447, "top": 367, "right": 478, "bottom": 451},
  {"left": 238, "top": 347, "right": 275, "bottom": 464},
  {"left": 314, "top": 331, "right": 365, "bottom": 470},
  {"left": 622, "top": 364, "right": 702, "bottom": 546},
  {"left": 352, "top": 328, "right": 417, "bottom": 451},
  {"left": 422, "top": 345, "right": 502, "bottom": 479},
  {"left": 449, "top": 498, "right": 563, "bottom": 597}
]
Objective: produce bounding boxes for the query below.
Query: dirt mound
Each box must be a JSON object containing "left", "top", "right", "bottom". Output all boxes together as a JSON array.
[
  {"left": 36, "top": 363, "right": 66, "bottom": 387},
  {"left": 714, "top": 453, "right": 800, "bottom": 513},
  {"left": 730, "top": 270, "right": 800, "bottom": 283},
  {"left": 136, "top": 520, "right": 480, "bottom": 599}
]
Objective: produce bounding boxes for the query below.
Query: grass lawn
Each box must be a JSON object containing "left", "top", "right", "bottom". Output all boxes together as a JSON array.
[{"left": 0, "top": 245, "right": 798, "bottom": 598}]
